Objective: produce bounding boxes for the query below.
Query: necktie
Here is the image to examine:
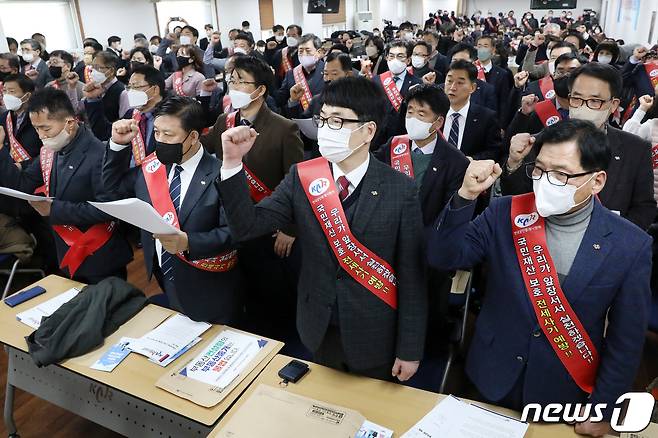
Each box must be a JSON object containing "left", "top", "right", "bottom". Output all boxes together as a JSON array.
[
  {"left": 160, "top": 165, "right": 183, "bottom": 281},
  {"left": 413, "top": 146, "right": 424, "bottom": 155},
  {"left": 337, "top": 175, "right": 350, "bottom": 202},
  {"left": 558, "top": 108, "right": 569, "bottom": 120},
  {"left": 393, "top": 76, "right": 400, "bottom": 83},
  {"left": 448, "top": 113, "right": 461, "bottom": 147},
  {"left": 240, "top": 118, "right": 251, "bottom": 127}
]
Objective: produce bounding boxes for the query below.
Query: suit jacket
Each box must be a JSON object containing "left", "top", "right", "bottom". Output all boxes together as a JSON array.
[
  {"left": 102, "top": 146, "right": 242, "bottom": 323},
  {"left": 22, "top": 59, "right": 52, "bottom": 88},
  {"left": 440, "top": 80, "right": 497, "bottom": 113},
  {"left": 456, "top": 103, "right": 502, "bottom": 161},
  {"left": 484, "top": 64, "right": 513, "bottom": 121},
  {"left": 500, "top": 123, "right": 657, "bottom": 230},
  {"left": 272, "top": 60, "right": 325, "bottom": 109},
  {"left": 270, "top": 47, "right": 300, "bottom": 86},
  {"left": 375, "top": 135, "right": 469, "bottom": 226},
  {"left": 372, "top": 72, "right": 423, "bottom": 147},
  {"left": 622, "top": 61, "right": 653, "bottom": 108},
  {"left": 0, "top": 110, "right": 42, "bottom": 165},
  {"left": 0, "top": 126, "right": 133, "bottom": 279},
  {"left": 218, "top": 157, "right": 427, "bottom": 369},
  {"left": 428, "top": 196, "right": 651, "bottom": 413}
]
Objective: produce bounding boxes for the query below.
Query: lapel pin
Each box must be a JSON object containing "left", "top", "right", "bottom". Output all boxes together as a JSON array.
[
  {"left": 371, "top": 191, "right": 378, "bottom": 196},
  {"left": 593, "top": 244, "right": 601, "bottom": 250},
  {"left": 201, "top": 180, "right": 206, "bottom": 185},
  {"left": 68, "top": 165, "right": 74, "bottom": 169},
  {"left": 432, "top": 167, "right": 437, "bottom": 172},
  {"left": 614, "top": 156, "right": 620, "bottom": 160}
]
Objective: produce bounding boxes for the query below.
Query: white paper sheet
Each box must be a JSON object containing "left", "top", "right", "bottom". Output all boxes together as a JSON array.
[
  {"left": 180, "top": 329, "right": 261, "bottom": 388},
  {"left": 89, "top": 198, "right": 179, "bottom": 235},
  {"left": 401, "top": 395, "right": 529, "bottom": 438},
  {"left": 127, "top": 314, "right": 210, "bottom": 363},
  {"left": 0, "top": 187, "right": 53, "bottom": 202},
  {"left": 292, "top": 118, "right": 318, "bottom": 140},
  {"left": 16, "top": 287, "right": 81, "bottom": 329},
  {"left": 355, "top": 420, "right": 393, "bottom": 438}
]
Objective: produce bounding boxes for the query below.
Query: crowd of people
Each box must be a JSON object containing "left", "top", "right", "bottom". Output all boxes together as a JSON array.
[{"left": 0, "top": 8, "right": 656, "bottom": 436}]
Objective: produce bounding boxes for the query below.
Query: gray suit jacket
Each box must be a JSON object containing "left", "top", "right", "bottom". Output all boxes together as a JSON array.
[{"left": 218, "top": 156, "right": 428, "bottom": 369}]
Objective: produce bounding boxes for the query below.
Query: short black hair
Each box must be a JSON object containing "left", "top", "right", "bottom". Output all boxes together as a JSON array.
[
  {"left": 325, "top": 52, "right": 352, "bottom": 72},
  {"left": 448, "top": 59, "right": 478, "bottom": 83},
  {"left": 6, "top": 37, "right": 18, "bottom": 49},
  {"left": 49, "top": 50, "right": 74, "bottom": 68},
  {"left": 131, "top": 65, "right": 165, "bottom": 97},
  {"left": 554, "top": 52, "right": 580, "bottom": 69},
  {"left": 150, "top": 35, "right": 162, "bottom": 44},
  {"left": 364, "top": 36, "right": 384, "bottom": 54},
  {"left": 94, "top": 50, "right": 120, "bottom": 69},
  {"left": 329, "top": 43, "right": 349, "bottom": 54},
  {"left": 31, "top": 32, "right": 45, "bottom": 40},
  {"left": 386, "top": 39, "right": 411, "bottom": 57},
  {"left": 448, "top": 42, "right": 477, "bottom": 62},
  {"left": 204, "top": 24, "right": 213, "bottom": 30},
  {"left": 594, "top": 41, "right": 620, "bottom": 63},
  {"left": 153, "top": 96, "right": 205, "bottom": 134},
  {"left": 413, "top": 41, "right": 432, "bottom": 55},
  {"left": 232, "top": 55, "right": 274, "bottom": 96},
  {"left": 568, "top": 62, "right": 622, "bottom": 98},
  {"left": 27, "top": 87, "right": 75, "bottom": 119},
  {"left": 564, "top": 32, "right": 586, "bottom": 50},
  {"left": 0, "top": 53, "right": 21, "bottom": 71},
  {"left": 3, "top": 73, "right": 35, "bottom": 93},
  {"left": 108, "top": 35, "right": 121, "bottom": 45},
  {"left": 535, "top": 119, "right": 611, "bottom": 171},
  {"left": 322, "top": 76, "right": 385, "bottom": 127},
  {"left": 272, "top": 24, "right": 284, "bottom": 33},
  {"left": 129, "top": 46, "right": 154, "bottom": 65},
  {"left": 134, "top": 33, "right": 147, "bottom": 40},
  {"left": 399, "top": 21, "right": 413, "bottom": 31},
  {"left": 476, "top": 34, "right": 496, "bottom": 46},
  {"left": 421, "top": 30, "right": 440, "bottom": 42},
  {"left": 242, "top": 20, "right": 250, "bottom": 27},
  {"left": 234, "top": 32, "right": 254, "bottom": 46},
  {"left": 405, "top": 84, "right": 450, "bottom": 118},
  {"left": 182, "top": 25, "right": 199, "bottom": 38},
  {"left": 299, "top": 34, "right": 322, "bottom": 49},
  {"left": 84, "top": 41, "right": 103, "bottom": 53},
  {"left": 287, "top": 24, "right": 303, "bottom": 35}
]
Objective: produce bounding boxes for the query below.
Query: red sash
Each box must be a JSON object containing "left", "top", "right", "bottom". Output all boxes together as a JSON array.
[
  {"left": 173, "top": 71, "right": 186, "bottom": 96},
  {"left": 473, "top": 60, "right": 486, "bottom": 82},
  {"left": 297, "top": 158, "right": 398, "bottom": 309},
  {"left": 651, "top": 144, "right": 658, "bottom": 169},
  {"left": 131, "top": 109, "right": 147, "bottom": 165},
  {"left": 538, "top": 76, "right": 556, "bottom": 100},
  {"left": 222, "top": 95, "right": 232, "bottom": 113},
  {"left": 0, "top": 82, "right": 3, "bottom": 107},
  {"left": 36, "top": 147, "right": 115, "bottom": 277},
  {"left": 292, "top": 65, "right": 313, "bottom": 111},
  {"left": 390, "top": 135, "right": 414, "bottom": 178},
  {"left": 511, "top": 193, "right": 599, "bottom": 393},
  {"left": 645, "top": 62, "right": 658, "bottom": 88},
  {"left": 5, "top": 114, "right": 31, "bottom": 163},
  {"left": 379, "top": 71, "right": 403, "bottom": 112},
  {"left": 51, "top": 80, "right": 61, "bottom": 90},
  {"left": 141, "top": 153, "right": 237, "bottom": 272},
  {"left": 535, "top": 99, "right": 562, "bottom": 127},
  {"left": 406, "top": 66, "right": 414, "bottom": 75},
  {"left": 225, "top": 111, "right": 273, "bottom": 202},
  {"left": 281, "top": 47, "right": 293, "bottom": 74},
  {"left": 83, "top": 65, "right": 93, "bottom": 83},
  {"left": 486, "top": 17, "right": 495, "bottom": 29},
  {"left": 523, "top": 19, "right": 533, "bottom": 32}
]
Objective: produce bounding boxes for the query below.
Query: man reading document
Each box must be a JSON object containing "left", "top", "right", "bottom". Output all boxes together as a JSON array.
[{"left": 218, "top": 77, "right": 428, "bottom": 381}]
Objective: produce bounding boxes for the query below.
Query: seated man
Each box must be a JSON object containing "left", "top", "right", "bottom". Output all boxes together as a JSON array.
[
  {"left": 218, "top": 77, "right": 427, "bottom": 381},
  {"left": 103, "top": 96, "right": 242, "bottom": 324},
  {"left": 428, "top": 119, "right": 651, "bottom": 437}
]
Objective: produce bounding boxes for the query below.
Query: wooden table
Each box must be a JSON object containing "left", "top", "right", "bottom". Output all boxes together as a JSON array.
[
  {"left": 211, "top": 354, "right": 615, "bottom": 438},
  {"left": 0, "top": 275, "right": 282, "bottom": 437}
]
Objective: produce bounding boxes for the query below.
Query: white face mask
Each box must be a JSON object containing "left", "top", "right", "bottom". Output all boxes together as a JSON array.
[
  {"left": 411, "top": 55, "right": 426, "bottom": 69},
  {"left": 533, "top": 172, "right": 595, "bottom": 217},
  {"left": 149, "top": 44, "right": 158, "bottom": 54},
  {"left": 387, "top": 59, "right": 407, "bottom": 75},
  {"left": 597, "top": 54, "right": 612, "bottom": 64},
  {"left": 548, "top": 61, "right": 556, "bottom": 75},
  {"left": 402, "top": 32, "right": 414, "bottom": 42},
  {"left": 365, "top": 46, "right": 379, "bottom": 58},
  {"left": 234, "top": 47, "right": 248, "bottom": 55},
  {"left": 22, "top": 52, "right": 34, "bottom": 62},
  {"left": 3, "top": 94, "right": 24, "bottom": 111},
  {"left": 127, "top": 88, "right": 149, "bottom": 108},
  {"left": 275, "top": 34, "right": 285, "bottom": 42},
  {"left": 286, "top": 36, "right": 299, "bottom": 47},
  {"left": 299, "top": 55, "right": 317, "bottom": 70},
  {"left": 318, "top": 123, "right": 369, "bottom": 163},
  {"left": 229, "top": 88, "right": 260, "bottom": 109},
  {"left": 179, "top": 35, "right": 192, "bottom": 45},
  {"left": 42, "top": 122, "right": 73, "bottom": 152},
  {"left": 90, "top": 68, "right": 107, "bottom": 83},
  {"left": 569, "top": 105, "right": 610, "bottom": 128},
  {"left": 405, "top": 116, "right": 437, "bottom": 140}
]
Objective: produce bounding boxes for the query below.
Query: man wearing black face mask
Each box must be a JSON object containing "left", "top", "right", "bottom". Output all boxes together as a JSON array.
[
  {"left": 103, "top": 96, "right": 243, "bottom": 324},
  {"left": 45, "top": 50, "right": 84, "bottom": 114}
]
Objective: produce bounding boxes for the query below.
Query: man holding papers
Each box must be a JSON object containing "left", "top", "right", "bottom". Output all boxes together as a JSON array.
[
  {"left": 218, "top": 77, "right": 427, "bottom": 381},
  {"left": 103, "top": 95, "right": 243, "bottom": 324},
  {"left": 0, "top": 87, "right": 133, "bottom": 283}
]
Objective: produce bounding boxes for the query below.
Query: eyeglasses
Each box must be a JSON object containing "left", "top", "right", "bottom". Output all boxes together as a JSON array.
[
  {"left": 525, "top": 162, "right": 594, "bottom": 186},
  {"left": 568, "top": 95, "right": 611, "bottom": 110},
  {"left": 312, "top": 114, "right": 362, "bottom": 130},
  {"left": 387, "top": 53, "right": 408, "bottom": 61},
  {"left": 127, "top": 83, "right": 150, "bottom": 90},
  {"left": 227, "top": 79, "right": 256, "bottom": 86}
]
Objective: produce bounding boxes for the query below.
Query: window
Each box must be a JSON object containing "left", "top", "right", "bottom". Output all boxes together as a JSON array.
[
  {"left": 156, "top": 0, "right": 213, "bottom": 37},
  {"left": 0, "top": 1, "right": 79, "bottom": 50}
]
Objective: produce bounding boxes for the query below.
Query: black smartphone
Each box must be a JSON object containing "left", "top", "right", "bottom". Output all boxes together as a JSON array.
[
  {"left": 4, "top": 285, "right": 46, "bottom": 307},
  {"left": 278, "top": 359, "right": 309, "bottom": 383},
  {"left": 214, "top": 73, "right": 224, "bottom": 83}
]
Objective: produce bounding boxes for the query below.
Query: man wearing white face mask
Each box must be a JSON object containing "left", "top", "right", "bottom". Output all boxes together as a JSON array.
[
  {"left": 429, "top": 119, "right": 652, "bottom": 438},
  {"left": 270, "top": 25, "right": 303, "bottom": 87},
  {"left": 19, "top": 39, "right": 51, "bottom": 88},
  {"left": 408, "top": 41, "right": 443, "bottom": 84},
  {"left": 502, "top": 63, "right": 656, "bottom": 231},
  {"left": 273, "top": 34, "right": 325, "bottom": 110},
  {"left": 0, "top": 74, "right": 40, "bottom": 166},
  {"left": 0, "top": 87, "right": 133, "bottom": 283},
  {"left": 218, "top": 76, "right": 427, "bottom": 382}
]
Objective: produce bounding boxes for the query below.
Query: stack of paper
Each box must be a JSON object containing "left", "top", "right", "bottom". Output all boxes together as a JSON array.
[
  {"left": 402, "top": 395, "right": 529, "bottom": 438},
  {"left": 16, "top": 287, "right": 81, "bottom": 330},
  {"left": 127, "top": 314, "right": 211, "bottom": 367}
]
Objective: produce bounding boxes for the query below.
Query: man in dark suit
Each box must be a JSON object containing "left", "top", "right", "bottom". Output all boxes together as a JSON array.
[
  {"left": 442, "top": 60, "right": 501, "bottom": 161},
  {"left": 621, "top": 46, "right": 657, "bottom": 110},
  {"left": 103, "top": 96, "right": 242, "bottom": 324},
  {"left": 272, "top": 33, "right": 325, "bottom": 109},
  {"left": 372, "top": 40, "right": 423, "bottom": 148},
  {"left": 501, "top": 63, "right": 656, "bottom": 231},
  {"left": 199, "top": 24, "right": 214, "bottom": 51},
  {"left": 447, "top": 43, "right": 497, "bottom": 112},
  {"left": 0, "top": 88, "right": 133, "bottom": 283},
  {"left": 0, "top": 74, "right": 40, "bottom": 165},
  {"left": 264, "top": 24, "right": 286, "bottom": 62},
  {"left": 429, "top": 120, "right": 652, "bottom": 437},
  {"left": 218, "top": 77, "right": 427, "bottom": 381},
  {"left": 269, "top": 25, "right": 303, "bottom": 87},
  {"left": 19, "top": 39, "right": 52, "bottom": 88},
  {"left": 421, "top": 30, "right": 449, "bottom": 76},
  {"left": 475, "top": 35, "right": 513, "bottom": 121}
]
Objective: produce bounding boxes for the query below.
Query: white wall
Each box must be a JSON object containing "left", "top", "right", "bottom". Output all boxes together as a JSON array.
[
  {"left": 464, "top": 0, "right": 603, "bottom": 17},
  {"left": 603, "top": 0, "right": 656, "bottom": 46},
  {"left": 78, "top": 0, "right": 158, "bottom": 48},
  {"left": 215, "top": 0, "right": 262, "bottom": 44},
  {"left": 423, "top": 0, "right": 459, "bottom": 20}
]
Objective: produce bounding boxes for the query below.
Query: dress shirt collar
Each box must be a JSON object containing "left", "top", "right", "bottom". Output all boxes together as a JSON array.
[
  {"left": 331, "top": 154, "right": 370, "bottom": 190},
  {"left": 393, "top": 68, "right": 407, "bottom": 83},
  {"left": 447, "top": 99, "right": 471, "bottom": 120},
  {"left": 177, "top": 143, "right": 204, "bottom": 175},
  {"left": 412, "top": 136, "right": 437, "bottom": 155}
]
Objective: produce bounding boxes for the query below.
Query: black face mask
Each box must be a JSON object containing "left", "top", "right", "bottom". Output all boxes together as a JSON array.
[
  {"left": 176, "top": 56, "right": 191, "bottom": 68},
  {"left": 130, "top": 61, "right": 145, "bottom": 71},
  {"left": 553, "top": 75, "right": 570, "bottom": 98},
  {"left": 48, "top": 65, "right": 63, "bottom": 79},
  {"left": 155, "top": 132, "right": 192, "bottom": 165},
  {"left": 0, "top": 71, "right": 9, "bottom": 82}
]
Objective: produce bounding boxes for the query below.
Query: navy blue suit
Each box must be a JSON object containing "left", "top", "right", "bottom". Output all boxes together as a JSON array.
[
  {"left": 622, "top": 61, "right": 653, "bottom": 110},
  {"left": 484, "top": 65, "right": 513, "bottom": 121},
  {"left": 372, "top": 71, "right": 423, "bottom": 148},
  {"left": 272, "top": 61, "right": 325, "bottom": 109},
  {"left": 428, "top": 196, "right": 652, "bottom": 416}
]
